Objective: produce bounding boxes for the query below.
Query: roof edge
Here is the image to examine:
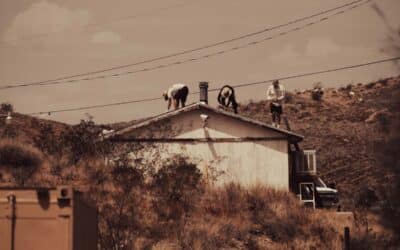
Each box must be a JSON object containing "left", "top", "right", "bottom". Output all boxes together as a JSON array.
[{"left": 105, "top": 102, "right": 304, "bottom": 141}]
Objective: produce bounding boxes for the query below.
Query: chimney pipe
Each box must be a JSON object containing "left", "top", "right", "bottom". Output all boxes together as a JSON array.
[{"left": 199, "top": 81, "right": 208, "bottom": 104}]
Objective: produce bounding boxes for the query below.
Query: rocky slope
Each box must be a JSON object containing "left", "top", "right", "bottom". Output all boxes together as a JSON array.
[{"left": 239, "top": 76, "right": 400, "bottom": 206}]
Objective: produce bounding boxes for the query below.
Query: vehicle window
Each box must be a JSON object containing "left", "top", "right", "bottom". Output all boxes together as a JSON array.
[
  {"left": 300, "top": 183, "right": 314, "bottom": 200},
  {"left": 314, "top": 177, "right": 327, "bottom": 188}
]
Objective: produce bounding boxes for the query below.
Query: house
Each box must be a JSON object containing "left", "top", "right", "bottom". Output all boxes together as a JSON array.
[{"left": 105, "top": 82, "right": 303, "bottom": 190}]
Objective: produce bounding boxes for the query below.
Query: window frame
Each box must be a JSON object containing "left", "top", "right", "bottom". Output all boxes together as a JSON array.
[
  {"left": 299, "top": 182, "right": 315, "bottom": 209},
  {"left": 302, "top": 149, "right": 317, "bottom": 174}
]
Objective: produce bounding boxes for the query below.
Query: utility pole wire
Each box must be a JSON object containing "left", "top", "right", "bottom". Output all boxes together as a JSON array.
[
  {"left": 2, "top": 0, "right": 368, "bottom": 89},
  {"left": 26, "top": 56, "right": 400, "bottom": 116}
]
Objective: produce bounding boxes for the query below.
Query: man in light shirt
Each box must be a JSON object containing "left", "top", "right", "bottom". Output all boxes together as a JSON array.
[
  {"left": 266, "top": 80, "right": 285, "bottom": 128},
  {"left": 163, "top": 83, "right": 189, "bottom": 110}
]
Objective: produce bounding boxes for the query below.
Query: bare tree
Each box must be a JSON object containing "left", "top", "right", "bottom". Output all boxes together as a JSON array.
[{"left": 371, "top": 3, "right": 400, "bottom": 68}]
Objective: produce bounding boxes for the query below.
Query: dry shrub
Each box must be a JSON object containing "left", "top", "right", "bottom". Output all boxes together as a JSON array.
[
  {"left": 83, "top": 160, "right": 147, "bottom": 250},
  {"left": 345, "top": 84, "right": 353, "bottom": 91},
  {"left": 311, "top": 82, "right": 324, "bottom": 101},
  {"left": 0, "top": 140, "right": 43, "bottom": 185},
  {"left": 285, "top": 91, "right": 295, "bottom": 104},
  {"left": 366, "top": 82, "right": 376, "bottom": 89},
  {"left": 151, "top": 156, "right": 203, "bottom": 222},
  {"left": 350, "top": 210, "right": 397, "bottom": 250},
  {"left": 375, "top": 111, "right": 392, "bottom": 133},
  {"left": 34, "top": 123, "right": 62, "bottom": 155},
  {"left": 311, "top": 90, "right": 324, "bottom": 101},
  {"left": 298, "top": 111, "right": 312, "bottom": 119},
  {"left": 373, "top": 120, "right": 400, "bottom": 240},
  {"left": 60, "top": 120, "right": 112, "bottom": 163},
  {"left": 354, "top": 186, "right": 379, "bottom": 208},
  {"left": 176, "top": 216, "right": 251, "bottom": 250},
  {"left": 194, "top": 185, "right": 344, "bottom": 249},
  {"left": 81, "top": 156, "right": 204, "bottom": 249},
  {"left": 202, "top": 183, "right": 247, "bottom": 216},
  {"left": 351, "top": 231, "right": 394, "bottom": 250},
  {"left": 246, "top": 186, "right": 309, "bottom": 242},
  {"left": 379, "top": 78, "right": 390, "bottom": 86},
  {"left": 1, "top": 125, "right": 18, "bottom": 138},
  {"left": 0, "top": 102, "right": 13, "bottom": 112}
]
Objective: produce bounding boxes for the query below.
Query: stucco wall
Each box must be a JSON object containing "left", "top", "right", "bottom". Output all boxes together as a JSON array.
[
  {"left": 162, "top": 139, "right": 289, "bottom": 189},
  {"left": 119, "top": 108, "right": 290, "bottom": 190}
]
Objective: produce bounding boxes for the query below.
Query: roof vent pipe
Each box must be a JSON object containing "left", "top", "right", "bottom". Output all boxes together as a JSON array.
[{"left": 199, "top": 81, "right": 209, "bottom": 104}]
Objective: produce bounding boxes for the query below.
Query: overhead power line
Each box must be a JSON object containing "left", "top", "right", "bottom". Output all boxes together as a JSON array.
[
  {"left": 2, "top": 0, "right": 369, "bottom": 90},
  {"left": 27, "top": 56, "right": 400, "bottom": 116},
  {"left": 7, "top": 0, "right": 371, "bottom": 90}
]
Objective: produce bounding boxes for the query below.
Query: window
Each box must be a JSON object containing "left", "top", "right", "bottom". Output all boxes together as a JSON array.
[
  {"left": 314, "top": 177, "right": 327, "bottom": 188},
  {"left": 297, "top": 150, "right": 317, "bottom": 174}
]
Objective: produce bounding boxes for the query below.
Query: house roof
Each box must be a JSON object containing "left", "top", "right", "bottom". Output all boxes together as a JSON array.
[{"left": 104, "top": 102, "right": 303, "bottom": 142}]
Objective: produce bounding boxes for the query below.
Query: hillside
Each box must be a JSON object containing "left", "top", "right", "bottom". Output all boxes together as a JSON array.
[
  {"left": 0, "top": 76, "right": 399, "bottom": 249},
  {"left": 1, "top": 76, "right": 399, "bottom": 204},
  {"left": 239, "top": 76, "right": 400, "bottom": 206},
  {"left": 0, "top": 112, "right": 69, "bottom": 145}
]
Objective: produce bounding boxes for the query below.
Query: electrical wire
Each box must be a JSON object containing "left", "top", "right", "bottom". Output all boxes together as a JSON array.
[
  {"left": 1, "top": 0, "right": 369, "bottom": 90},
  {"left": 26, "top": 56, "right": 400, "bottom": 116}
]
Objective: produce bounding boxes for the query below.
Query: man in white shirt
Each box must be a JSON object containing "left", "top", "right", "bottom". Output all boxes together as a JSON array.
[
  {"left": 266, "top": 80, "right": 285, "bottom": 128},
  {"left": 163, "top": 83, "right": 189, "bottom": 110}
]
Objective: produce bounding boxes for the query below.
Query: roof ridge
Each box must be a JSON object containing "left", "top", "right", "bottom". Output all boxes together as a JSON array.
[{"left": 104, "top": 102, "right": 303, "bottom": 141}]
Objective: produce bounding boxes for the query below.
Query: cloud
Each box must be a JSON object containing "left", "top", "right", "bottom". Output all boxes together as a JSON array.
[
  {"left": 91, "top": 31, "right": 121, "bottom": 44},
  {"left": 267, "top": 38, "right": 341, "bottom": 65},
  {"left": 268, "top": 44, "right": 312, "bottom": 67},
  {"left": 3, "top": 1, "right": 90, "bottom": 43},
  {"left": 269, "top": 44, "right": 299, "bottom": 62},
  {"left": 306, "top": 38, "right": 340, "bottom": 57}
]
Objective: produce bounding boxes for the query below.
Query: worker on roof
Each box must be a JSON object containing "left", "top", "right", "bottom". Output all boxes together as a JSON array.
[
  {"left": 163, "top": 83, "right": 189, "bottom": 111},
  {"left": 217, "top": 85, "right": 238, "bottom": 114},
  {"left": 266, "top": 80, "right": 285, "bottom": 128}
]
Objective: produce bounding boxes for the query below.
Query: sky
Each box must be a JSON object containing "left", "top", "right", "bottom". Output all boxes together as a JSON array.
[{"left": 0, "top": 0, "right": 399, "bottom": 124}]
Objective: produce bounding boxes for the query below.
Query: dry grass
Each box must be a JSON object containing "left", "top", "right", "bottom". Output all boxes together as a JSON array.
[
  {"left": 169, "top": 184, "right": 344, "bottom": 249},
  {"left": 239, "top": 76, "right": 400, "bottom": 210},
  {"left": 1, "top": 77, "right": 400, "bottom": 249},
  {"left": 1, "top": 147, "right": 397, "bottom": 249},
  {"left": 0, "top": 139, "right": 43, "bottom": 185}
]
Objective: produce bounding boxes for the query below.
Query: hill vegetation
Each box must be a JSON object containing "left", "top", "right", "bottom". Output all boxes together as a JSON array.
[
  {"left": 0, "top": 76, "right": 399, "bottom": 249},
  {"left": 240, "top": 76, "right": 400, "bottom": 208}
]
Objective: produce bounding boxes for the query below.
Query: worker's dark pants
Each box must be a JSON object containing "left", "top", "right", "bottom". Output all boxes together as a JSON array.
[
  {"left": 173, "top": 86, "right": 189, "bottom": 107},
  {"left": 270, "top": 103, "right": 283, "bottom": 124}
]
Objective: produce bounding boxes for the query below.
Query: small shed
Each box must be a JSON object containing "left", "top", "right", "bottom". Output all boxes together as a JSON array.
[
  {"left": 0, "top": 186, "right": 97, "bottom": 250},
  {"left": 106, "top": 83, "right": 303, "bottom": 190}
]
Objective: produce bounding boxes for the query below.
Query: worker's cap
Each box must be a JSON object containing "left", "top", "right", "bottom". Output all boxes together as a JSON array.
[{"left": 273, "top": 80, "right": 280, "bottom": 85}]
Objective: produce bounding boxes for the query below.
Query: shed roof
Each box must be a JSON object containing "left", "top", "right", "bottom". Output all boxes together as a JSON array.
[{"left": 105, "top": 103, "right": 303, "bottom": 142}]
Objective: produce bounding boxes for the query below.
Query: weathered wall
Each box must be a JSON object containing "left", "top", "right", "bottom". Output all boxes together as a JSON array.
[
  {"left": 163, "top": 140, "right": 288, "bottom": 189},
  {"left": 0, "top": 188, "right": 97, "bottom": 250},
  {"left": 119, "top": 108, "right": 290, "bottom": 189}
]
